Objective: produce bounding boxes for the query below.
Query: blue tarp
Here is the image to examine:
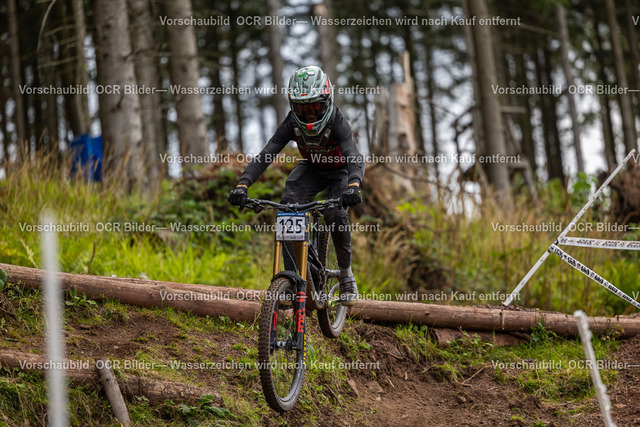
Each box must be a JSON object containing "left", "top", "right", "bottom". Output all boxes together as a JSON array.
[{"left": 70, "top": 133, "right": 102, "bottom": 182}]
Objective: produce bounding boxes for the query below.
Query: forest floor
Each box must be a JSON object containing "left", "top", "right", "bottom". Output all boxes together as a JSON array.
[{"left": 3, "top": 279, "right": 640, "bottom": 426}]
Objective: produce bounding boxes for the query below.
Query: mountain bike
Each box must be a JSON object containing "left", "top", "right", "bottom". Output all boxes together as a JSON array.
[{"left": 243, "top": 198, "right": 348, "bottom": 412}]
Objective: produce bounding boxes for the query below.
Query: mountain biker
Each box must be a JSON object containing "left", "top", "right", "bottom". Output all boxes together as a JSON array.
[{"left": 228, "top": 65, "right": 365, "bottom": 306}]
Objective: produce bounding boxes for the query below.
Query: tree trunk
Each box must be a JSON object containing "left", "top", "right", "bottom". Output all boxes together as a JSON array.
[
  {"left": 3, "top": 263, "right": 640, "bottom": 338},
  {"left": 258, "top": 102, "right": 269, "bottom": 150},
  {"left": 515, "top": 50, "right": 536, "bottom": 174},
  {"left": 372, "top": 52, "right": 419, "bottom": 194},
  {"left": 543, "top": 47, "right": 566, "bottom": 182},
  {"left": 21, "top": 73, "right": 32, "bottom": 156},
  {"left": 230, "top": 22, "right": 245, "bottom": 152},
  {"left": 55, "top": 0, "right": 90, "bottom": 138},
  {"left": 70, "top": 0, "right": 91, "bottom": 135},
  {"left": 8, "top": 0, "right": 27, "bottom": 159},
  {"left": 95, "top": 0, "right": 145, "bottom": 190},
  {"left": 40, "top": 34, "right": 60, "bottom": 154},
  {"left": 164, "top": 0, "right": 208, "bottom": 164},
  {"left": 593, "top": 10, "right": 618, "bottom": 168},
  {"left": 23, "top": 62, "right": 37, "bottom": 151},
  {"left": 624, "top": 0, "right": 640, "bottom": 117},
  {"left": 556, "top": 4, "right": 584, "bottom": 173},
  {"left": 534, "top": 44, "right": 564, "bottom": 182},
  {"left": 402, "top": 17, "right": 425, "bottom": 158},
  {"left": 392, "top": 52, "right": 419, "bottom": 160},
  {"left": 534, "top": 46, "right": 553, "bottom": 180},
  {"left": 266, "top": 0, "right": 287, "bottom": 124},
  {"left": 465, "top": 0, "right": 513, "bottom": 208},
  {"left": 313, "top": 1, "right": 338, "bottom": 91},
  {"left": 0, "top": 349, "right": 222, "bottom": 405},
  {"left": 129, "top": 0, "right": 164, "bottom": 190},
  {"left": 605, "top": 0, "right": 638, "bottom": 153},
  {"left": 599, "top": 91, "right": 618, "bottom": 171},
  {"left": 0, "top": 61, "right": 9, "bottom": 165},
  {"left": 32, "top": 78, "right": 45, "bottom": 152},
  {"left": 357, "top": 26, "right": 373, "bottom": 148},
  {"left": 0, "top": 71, "right": 7, "bottom": 165},
  {"left": 424, "top": 34, "right": 440, "bottom": 182},
  {"left": 210, "top": 61, "right": 227, "bottom": 153},
  {"left": 461, "top": 1, "right": 485, "bottom": 182}
]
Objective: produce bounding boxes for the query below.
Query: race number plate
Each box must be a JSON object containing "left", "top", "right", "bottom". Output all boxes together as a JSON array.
[{"left": 275, "top": 212, "right": 309, "bottom": 241}]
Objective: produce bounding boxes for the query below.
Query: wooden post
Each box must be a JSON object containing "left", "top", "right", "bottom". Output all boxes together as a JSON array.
[{"left": 97, "top": 360, "right": 132, "bottom": 427}]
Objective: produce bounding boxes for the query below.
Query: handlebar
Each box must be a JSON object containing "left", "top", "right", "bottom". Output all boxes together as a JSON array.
[{"left": 244, "top": 198, "right": 341, "bottom": 213}]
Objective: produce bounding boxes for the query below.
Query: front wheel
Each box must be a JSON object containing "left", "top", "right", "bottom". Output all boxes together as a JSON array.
[
  {"left": 316, "top": 229, "right": 347, "bottom": 338},
  {"left": 258, "top": 277, "right": 306, "bottom": 412}
]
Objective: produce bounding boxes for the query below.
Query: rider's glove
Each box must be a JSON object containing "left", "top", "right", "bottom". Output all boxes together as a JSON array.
[
  {"left": 340, "top": 185, "right": 361, "bottom": 208},
  {"left": 228, "top": 185, "right": 248, "bottom": 209}
]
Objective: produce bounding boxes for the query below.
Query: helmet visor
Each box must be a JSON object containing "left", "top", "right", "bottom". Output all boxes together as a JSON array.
[{"left": 291, "top": 99, "right": 329, "bottom": 123}]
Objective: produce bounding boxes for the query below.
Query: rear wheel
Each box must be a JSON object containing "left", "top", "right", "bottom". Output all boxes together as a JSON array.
[
  {"left": 317, "top": 229, "right": 347, "bottom": 338},
  {"left": 258, "top": 277, "right": 306, "bottom": 412}
]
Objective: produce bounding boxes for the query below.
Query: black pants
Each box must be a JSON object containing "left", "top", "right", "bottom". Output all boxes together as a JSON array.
[{"left": 280, "top": 162, "right": 351, "bottom": 270}]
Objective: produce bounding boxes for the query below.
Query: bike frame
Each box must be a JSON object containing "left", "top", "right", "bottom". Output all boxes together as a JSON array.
[
  {"left": 271, "top": 212, "right": 341, "bottom": 291},
  {"left": 244, "top": 199, "right": 340, "bottom": 353},
  {"left": 271, "top": 230, "right": 309, "bottom": 354}
]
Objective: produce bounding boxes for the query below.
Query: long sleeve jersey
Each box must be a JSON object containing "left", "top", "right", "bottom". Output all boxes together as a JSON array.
[{"left": 238, "top": 107, "right": 365, "bottom": 187}]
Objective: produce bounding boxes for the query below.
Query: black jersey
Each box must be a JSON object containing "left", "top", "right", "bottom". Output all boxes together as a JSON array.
[{"left": 238, "top": 107, "right": 365, "bottom": 187}]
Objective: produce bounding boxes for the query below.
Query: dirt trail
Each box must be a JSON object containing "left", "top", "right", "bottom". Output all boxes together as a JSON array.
[
  {"left": 578, "top": 334, "right": 640, "bottom": 426},
  {"left": 341, "top": 326, "right": 565, "bottom": 427},
  {"left": 7, "top": 304, "right": 640, "bottom": 426}
]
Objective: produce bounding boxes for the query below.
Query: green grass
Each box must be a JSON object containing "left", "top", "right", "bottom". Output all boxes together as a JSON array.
[
  {"left": 0, "top": 158, "right": 636, "bottom": 424},
  {"left": 0, "top": 292, "right": 365, "bottom": 425},
  {"left": 2, "top": 154, "right": 638, "bottom": 315},
  {"left": 0, "top": 368, "right": 242, "bottom": 426},
  {"left": 395, "top": 322, "right": 620, "bottom": 403},
  {"left": 389, "top": 179, "right": 640, "bottom": 315},
  {"left": 0, "top": 284, "right": 622, "bottom": 424}
]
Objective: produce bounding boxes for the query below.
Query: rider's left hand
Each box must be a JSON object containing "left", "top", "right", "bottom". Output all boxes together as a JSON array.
[{"left": 340, "top": 184, "right": 361, "bottom": 208}]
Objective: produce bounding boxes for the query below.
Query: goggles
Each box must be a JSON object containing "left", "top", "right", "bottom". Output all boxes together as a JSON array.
[{"left": 291, "top": 98, "right": 329, "bottom": 123}]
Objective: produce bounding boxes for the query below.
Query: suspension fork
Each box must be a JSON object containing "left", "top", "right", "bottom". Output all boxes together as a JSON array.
[
  {"left": 272, "top": 240, "right": 308, "bottom": 352},
  {"left": 293, "top": 241, "right": 308, "bottom": 352}
]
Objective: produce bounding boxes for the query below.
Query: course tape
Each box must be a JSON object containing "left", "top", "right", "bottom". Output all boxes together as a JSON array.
[
  {"left": 504, "top": 149, "right": 636, "bottom": 307},
  {"left": 549, "top": 244, "right": 640, "bottom": 310},
  {"left": 558, "top": 237, "right": 640, "bottom": 250}
]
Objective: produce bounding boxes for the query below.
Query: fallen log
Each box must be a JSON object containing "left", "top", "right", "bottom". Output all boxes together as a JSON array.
[
  {"left": 0, "top": 263, "right": 264, "bottom": 301},
  {"left": 0, "top": 263, "right": 260, "bottom": 322},
  {"left": 350, "top": 301, "right": 640, "bottom": 338},
  {"left": 430, "top": 328, "right": 526, "bottom": 348},
  {"left": 2, "top": 263, "right": 639, "bottom": 337},
  {"left": 0, "top": 349, "right": 222, "bottom": 405}
]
